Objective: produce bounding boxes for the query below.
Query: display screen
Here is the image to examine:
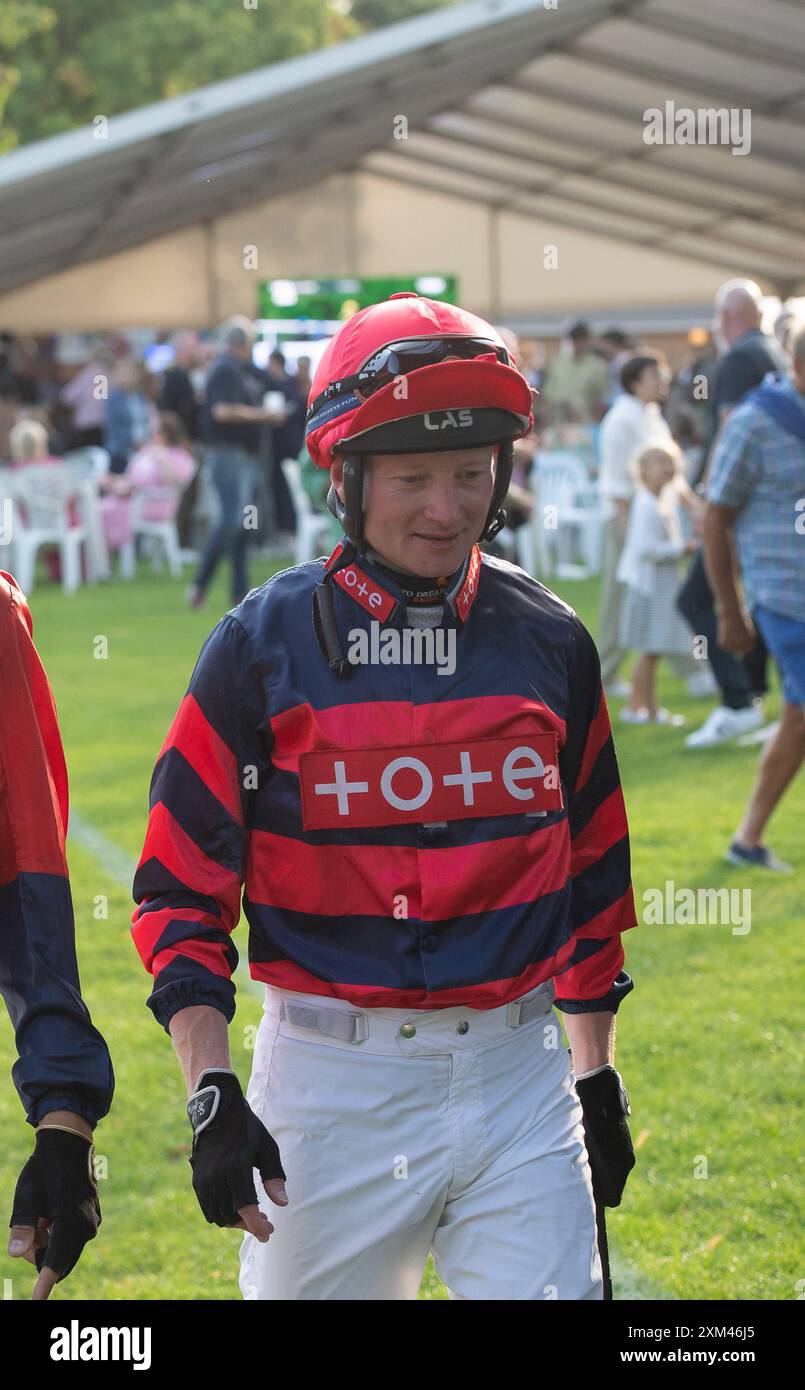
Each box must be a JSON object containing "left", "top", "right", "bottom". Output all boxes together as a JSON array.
[{"left": 257, "top": 275, "right": 458, "bottom": 321}]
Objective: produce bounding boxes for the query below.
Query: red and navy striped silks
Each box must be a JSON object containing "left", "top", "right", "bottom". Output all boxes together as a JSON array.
[{"left": 132, "top": 544, "right": 636, "bottom": 1029}]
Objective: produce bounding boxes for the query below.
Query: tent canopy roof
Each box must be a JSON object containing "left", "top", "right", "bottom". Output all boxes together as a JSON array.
[{"left": 2, "top": 0, "right": 804, "bottom": 298}]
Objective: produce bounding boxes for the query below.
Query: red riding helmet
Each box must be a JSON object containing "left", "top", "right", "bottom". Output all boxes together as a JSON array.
[{"left": 304, "top": 292, "right": 534, "bottom": 545}]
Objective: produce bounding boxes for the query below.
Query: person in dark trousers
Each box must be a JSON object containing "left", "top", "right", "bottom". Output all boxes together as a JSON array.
[
  {"left": 188, "top": 320, "right": 284, "bottom": 609},
  {"left": 295, "top": 355, "right": 313, "bottom": 401},
  {"left": 263, "top": 349, "right": 301, "bottom": 542},
  {"left": 1, "top": 571, "right": 114, "bottom": 1299},
  {"left": 159, "top": 331, "right": 202, "bottom": 548},
  {"left": 680, "top": 280, "right": 789, "bottom": 749},
  {"left": 158, "top": 331, "right": 201, "bottom": 442}
]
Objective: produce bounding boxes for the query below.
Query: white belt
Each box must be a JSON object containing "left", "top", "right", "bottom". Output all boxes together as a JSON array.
[{"left": 274, "top": 979, "right": 556, "bottom": 1047}]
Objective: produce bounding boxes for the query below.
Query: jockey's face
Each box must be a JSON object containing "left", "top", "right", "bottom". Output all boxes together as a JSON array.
[{"left": 333, "top": 447, "right": 496, "bottom": 577}]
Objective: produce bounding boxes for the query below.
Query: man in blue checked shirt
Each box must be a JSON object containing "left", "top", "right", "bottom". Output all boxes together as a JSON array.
[{"left": 704, "top": 324, "right": 805, "bottom": 872}]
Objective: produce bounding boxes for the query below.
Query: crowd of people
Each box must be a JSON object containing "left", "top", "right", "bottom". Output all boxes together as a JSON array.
[
  {"left": 0, "top": 322, "right": 312, "bottom": 603},
  {"left": 1, "top": 277, "right": 802, "bottom": 869},
  {"left": 510, "top": 280, "right": 803, "bottom": 871}
]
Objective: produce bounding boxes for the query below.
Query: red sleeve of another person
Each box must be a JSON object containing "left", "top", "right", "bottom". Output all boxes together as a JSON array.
[{"left": 0, "top": 571, "right": 114, "bottom": 1125}]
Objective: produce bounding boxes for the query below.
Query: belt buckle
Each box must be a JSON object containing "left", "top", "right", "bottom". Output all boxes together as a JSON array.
[
  {"left": 282, "top": 998, "right": 369, "bottom": 1044},
  {"left": 506, "top": 982, "right": 554, "bottom": 1028}
]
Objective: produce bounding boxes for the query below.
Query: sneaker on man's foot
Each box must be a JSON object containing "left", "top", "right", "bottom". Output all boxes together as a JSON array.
[
  {"left": 725, "top": 840, "right": 794, "bottom": 873},
  {"left": 684, "top": 704, "right": 764, "bottom": 749}
]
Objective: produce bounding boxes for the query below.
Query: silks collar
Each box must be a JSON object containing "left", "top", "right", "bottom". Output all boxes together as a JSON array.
[{"left": 322, "top": 537, "right": 482, "bottom": 626}]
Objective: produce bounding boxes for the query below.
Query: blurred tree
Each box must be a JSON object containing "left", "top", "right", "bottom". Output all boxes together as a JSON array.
[
  {"left": 1, "top": 0, "right": 460, "bottom": 151},
  {"left": 2, "top": 0, "right": 352, "bottom": 150},
  {"left": 0, "top": 2, "right": 58, "bottom": 153},
  {"left": 348, "top": 0, "right": 457, "bottom": 25}
]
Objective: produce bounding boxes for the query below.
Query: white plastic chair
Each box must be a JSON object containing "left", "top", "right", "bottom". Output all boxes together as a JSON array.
[
  {"left": 7, "top": 464, "right": 88, "bottom": 594},
  {"left": 0, "top": 469, "right": 15, "bottom": 572},
  {"left": 281, "top": 458, "right": 333, "bottom": 565},
  {"left": 530, "top": 453, "right": 603, "bottom": 579},
  {"left": 62, "top": 450, "right": 112, "bottom": 581},
  {"left": 514, "top": 523, "right": 536, "bottom": 576},
  {"left": 62, "top": 446, "right": 110, "bottom": 483},
  {"left": 117, "top": 489, "right": 184, "bottom": 579},
  {"left": 494, "top": 523, "right": 536, "bottom": 576}
]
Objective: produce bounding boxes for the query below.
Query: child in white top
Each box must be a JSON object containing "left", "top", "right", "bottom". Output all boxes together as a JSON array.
[{"left": 616, "top": 442, "right": 698, "bottom": 725}]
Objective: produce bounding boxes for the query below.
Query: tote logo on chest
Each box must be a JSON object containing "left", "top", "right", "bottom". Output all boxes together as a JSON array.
[{"left": 299, "top": 733, "right": 562, "bottom": 829}]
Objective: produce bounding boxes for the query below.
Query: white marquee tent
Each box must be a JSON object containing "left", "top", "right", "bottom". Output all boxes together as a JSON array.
[{"left": 0, "top": 0, "right": 803, "bottom": 332}]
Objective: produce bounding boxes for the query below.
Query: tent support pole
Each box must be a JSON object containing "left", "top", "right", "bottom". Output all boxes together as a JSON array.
[
  {"left": 488, "top": 205, "right": 502, "bottom": 320},
  {"left": 203, "top": 220, "right": 219, "bottom": 327}
]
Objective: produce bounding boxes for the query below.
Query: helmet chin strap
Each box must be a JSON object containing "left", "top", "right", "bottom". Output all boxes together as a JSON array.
[
  {"left": 327, "top": 440, "right": 514, "bottom": 550},
  {"left": 482, "top": 438, "right": 513, "bottom": 542},
  {"left": 325, "top": 454, "right": 364, "bottom": 546}
]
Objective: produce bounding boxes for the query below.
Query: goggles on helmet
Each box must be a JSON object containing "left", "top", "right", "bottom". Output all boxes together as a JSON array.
[{"left": 305, "top": 335, "right": 511, "bottom": 437}]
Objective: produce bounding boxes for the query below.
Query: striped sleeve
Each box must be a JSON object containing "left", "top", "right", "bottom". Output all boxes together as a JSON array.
[
  {"left": 0, "top": 571, "right": 114, "bottom": 1126},
  {"left": 554, "top": 618, "right": 637, "bottom": 1014},
  {"left": 131, "top": 614, "right": 271, "bottom": 1031}
]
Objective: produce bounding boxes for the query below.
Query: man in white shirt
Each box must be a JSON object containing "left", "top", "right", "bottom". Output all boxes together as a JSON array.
[{"left": 597, "top": 354, "right": 673, "bottom": 693}]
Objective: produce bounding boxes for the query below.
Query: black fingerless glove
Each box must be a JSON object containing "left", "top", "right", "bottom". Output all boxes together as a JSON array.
[
  {"left": 10, "top": 1127, "right": 101, "bottom": 1281},
  {"left": 575, "top": 1065, "right": 635, "bottom": 1208},
  {"left": 187, "top": 1069, "right": 285, "bottom": 1227}
]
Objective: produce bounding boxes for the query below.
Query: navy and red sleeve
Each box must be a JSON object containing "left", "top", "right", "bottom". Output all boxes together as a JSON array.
[
  {"left": 131, "top": 614, "right": 271, "bottom": 1032},
  {"left": 554, "top": 617, "right": 637, "bottom": 1014},
  {"left": 0, "top": 571, "right": 114, "bottom": 1126}
]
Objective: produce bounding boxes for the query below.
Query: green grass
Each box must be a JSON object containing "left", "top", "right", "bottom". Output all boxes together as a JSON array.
[{"left": 1, "top": 560, "right": 802, "bottom": 1300}]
